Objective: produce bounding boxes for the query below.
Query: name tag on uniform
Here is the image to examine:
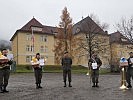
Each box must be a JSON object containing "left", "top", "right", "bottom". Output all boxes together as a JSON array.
[{"left": 92, "top": 63, "right": 98, "bottom": 69}]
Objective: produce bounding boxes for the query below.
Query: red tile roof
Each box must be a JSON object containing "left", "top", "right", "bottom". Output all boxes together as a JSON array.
[
  {"left": 10, "top": 18, "right": 57, "bottom": 41},
  {"left": 110, "top": 31, "right": 132, "bottom": 44},
  {"left": 20, "top": 18, "right": 44, "bottom": 31},
  {"left": 73, "top": 16, "right": 108, "bottom": 35},
  {"left": 20, "top": 17, "right": 57, "bottom": 34}
]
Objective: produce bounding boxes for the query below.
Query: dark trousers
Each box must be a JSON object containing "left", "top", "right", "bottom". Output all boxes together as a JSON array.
[
  {"left": 126, "top": 69, "right": 133, "bottom": 85},
  {"left": 0, "top": 69, "right": 10, "bottom": 89},
  {"left": 63, "top": 70, "right": 71, "bottom": 82},
  {"left": 34, "top": 68, "right": 42, "bottom": 84},
  {"left": 91, "top": 70, "right": 99, "bottom": 83}
]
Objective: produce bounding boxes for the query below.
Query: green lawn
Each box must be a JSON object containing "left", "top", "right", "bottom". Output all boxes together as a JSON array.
[{"left": 14, "top": 65, "right": 111, "bottom": 74}]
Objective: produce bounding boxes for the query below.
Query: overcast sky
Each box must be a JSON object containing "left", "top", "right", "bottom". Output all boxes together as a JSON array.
[{"left": 0, "top": 0, "right": 133, "bottom": 40}]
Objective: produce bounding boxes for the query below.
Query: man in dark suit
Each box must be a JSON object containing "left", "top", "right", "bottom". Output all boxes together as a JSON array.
[{"left": 61, "top": 51, "right": 72, "bottom": 87}]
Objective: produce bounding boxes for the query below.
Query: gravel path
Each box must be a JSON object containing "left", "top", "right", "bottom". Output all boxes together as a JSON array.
[{"left": 0, "top": 73, "right": 133, "bottom": 100}]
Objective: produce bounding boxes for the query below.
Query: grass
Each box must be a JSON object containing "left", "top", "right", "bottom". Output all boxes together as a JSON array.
[{"left": 12, "top": 65, "right": 111, "bottom": 74}]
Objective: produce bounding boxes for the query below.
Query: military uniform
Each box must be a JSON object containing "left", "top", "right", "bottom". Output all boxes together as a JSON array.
[
  {"left": 61, "top": 56, "right": 72, "bottom": 87},
  {"left": 126, "top": 55, "right": 133, "bottom": 88},
  {"left": 0, "top": 56, "right": 12, "bottom": 93},
  {"left": 89, "top": 57, "right": 102, "bottom": 87},
  {"left": 33, "top": 58, "right": 43, "bottom": 89}
]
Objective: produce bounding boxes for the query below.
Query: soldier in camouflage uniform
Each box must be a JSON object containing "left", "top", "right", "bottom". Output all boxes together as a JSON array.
[
  {"left": 0, "top": 49, "right": 12, "bottom": 93},
  {"left": 89, "top": 53, "right": 102, "bottom": 87},
  {"left": 61, "top": 51, "right": 72, "bottom": 87},
  {"left": 126, "top": 52, "right": 133, "bottom": 88}
]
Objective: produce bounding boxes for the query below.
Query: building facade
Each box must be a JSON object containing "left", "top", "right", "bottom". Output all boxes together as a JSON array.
[
  {"left": 10, "top": 18, "right": 57, "bottom": 65},
  {"left": 110, "top": 31, "right": 133, "bottom": 68},
  {"left": 10, "top": 17, "right": 133, "bottom": 68}
]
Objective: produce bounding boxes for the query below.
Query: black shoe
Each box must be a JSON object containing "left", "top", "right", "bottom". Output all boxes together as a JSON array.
[
  {"left": 127, "top": 85, "right": 132, "bottom": 88},
  {"left": 38, "top": 86, "right": 42, "bottom": 88},
  {"left": 64, "top": 82, "right": 67, "bottom": 87},
  {"left": 3, "top": 90, "right": 9, "bottom": 93},
  {"left": 69, "top": 82, "right": 72, "bottom": 87},
  {"left": 36, "top": 84, "right": 39, "bottom": 89},
  {"left": 0, "top": 90, "right": 4, "bottom": 93},
  {"left": 92, "top": 83, "right": 95, "bottom": 87},
  {"left": 95, "top": 83, "right": 99, "bottom": 87}
]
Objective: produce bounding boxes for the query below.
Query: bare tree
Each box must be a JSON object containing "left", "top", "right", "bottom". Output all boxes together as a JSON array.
[
  {"left": 116, "top": 16, "right": 133, "bottom": 43},
  {"left": 75, "top": 15, "right": 109, "bottom": 61},
  {"left": 90, "top": 13, "right": 109, "bottom": 31}
]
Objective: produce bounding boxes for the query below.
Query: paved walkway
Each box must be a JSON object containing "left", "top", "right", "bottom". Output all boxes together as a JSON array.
[{"left": 0, "top": 73, "right": 133, "bottom": 100}]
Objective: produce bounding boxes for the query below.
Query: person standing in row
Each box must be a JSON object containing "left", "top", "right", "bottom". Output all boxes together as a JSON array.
[
  {"left": 31, "top": 53, "right": 44, "bottom": 89},
  {"left": 61, "top": 51, "right": 72, "bottom": 87},
  {"left": 89, "top": 53, "right": 102, "bottom": 87},
  {"left": 126, "top": 52, "right": 133, "bottom": 88},
  {"left": 0, "top": 49, "right": 12, "bottom": 93}
]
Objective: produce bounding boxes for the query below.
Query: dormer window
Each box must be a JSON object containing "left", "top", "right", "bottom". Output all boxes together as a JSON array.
[
  {"left": 121, "top": 38, "right": 127, "bottom": 42},
  {"left": 75, "top": 27, "right": 80, "bottom": 33},
  {"left": 31, "top": 26, "right": 42, "bottom": 32}
]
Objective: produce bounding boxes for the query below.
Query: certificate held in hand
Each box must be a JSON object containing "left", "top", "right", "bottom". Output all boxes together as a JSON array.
[{"left": 92, "top": 63, "right": 98, "bottom": 69}]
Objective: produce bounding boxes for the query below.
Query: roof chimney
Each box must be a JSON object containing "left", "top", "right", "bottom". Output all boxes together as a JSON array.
[{"left": 105, "top": 31, "right": 108, "bottom": 34}]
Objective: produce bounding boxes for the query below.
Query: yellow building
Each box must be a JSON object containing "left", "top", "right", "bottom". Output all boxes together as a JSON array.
[
  {"left": 10, "top": 18, "right": 57, "bottom": 65},
  {"left": 73, "top": 16, "right": 111, "bottom": 68},
  {"left": 10, "top": 17, "right": 132, "bottom": 68},
  {"left": 110, "top": 31, "right": 133, "bottom": 67}
]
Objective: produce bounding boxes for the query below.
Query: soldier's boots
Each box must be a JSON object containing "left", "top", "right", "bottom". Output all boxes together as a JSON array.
[
  {"left": 95, "top": 83, "right": 99, "bottom": 87},
  {"left": 92, "top": 83, "right": 95, "bottom": 87},
  {"left": 36, "top": 84, "right": 42, "bottom": 89},
  {"left": 0, "top": 86, "right": 9, "bottom": 93},
  {"left": 38, "top": 84, "right": 42, "bottom": 88},
  {"left": 0, "top": 87, "right": 4, "bottom": 93},
  {"left": 92, "top": 83, "right": 99, "bottom": 87},
  {"left": 127, "top": 84, "right": 132, "bottom": 88},
  {"left": 69, "top": 82, "right": 72, "bottom": 87}
]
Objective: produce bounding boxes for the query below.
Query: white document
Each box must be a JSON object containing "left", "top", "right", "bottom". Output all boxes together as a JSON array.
[
  {"left": 7, "top": 54, "right": 13, "bottom": 60},
  {"left": 92, "top": 63, "right": 98, "bottom": 69},
  {"left": 130, "top": 58, "right": 133, "bottom": 63},
  {"left": 39, "top": 59, "right": 45, "bottom": 66}
]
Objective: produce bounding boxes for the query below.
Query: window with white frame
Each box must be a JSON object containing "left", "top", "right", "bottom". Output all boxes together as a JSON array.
[
  {"left": 31, "top": 45, "right": 34, "bottom": 52},
  {"left": 26, "top": 45, "right": 34, "bottom": 52},
  {"left": 26, "top": 45, "right": 30, "bottom": 51},
  {"left": 26, "top": 56, "right": 32, "bottom": 63},
  {"left": 40, "top": 46, "right": 44, "bottom": 53},
  {"left": 40, "top": 35, "right": 47, "bottom": 42},
  {"left": 44, "top": 46, "right": 48, "bottom": 53},
  {"left": 26, "top": 34, "right": 31, "bottom": 41}
]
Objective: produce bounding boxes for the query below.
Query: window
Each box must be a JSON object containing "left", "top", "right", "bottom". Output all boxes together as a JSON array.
[
  {"left": 31, "top": 27, "right": 42, "bottom": 32},
  {"left": 40, "top": 35, "right": 47, "bottom": 42},
  {"left": 26, "top": 45, "right": 30, "bottom": 51},
  {"left": 26, "top": 45, "right": 34, "bottom": 52},
  {"left": 41, "top": 55, "right": 44, "bottom": 59},
  {"left": 44, "top": 46, "right": 48, "bottom": 53},
  {"left": 40, "top": 46, "right": 44, "bottom": 53},
  {"left": 31, "top": 45, "right": 34, "bottom": 52},
  {"left": 26, "top": 56, "right": 32, "bottom": 63},
  {"left": 26, "top": 34, "right": 31, "bottom": 41}
]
